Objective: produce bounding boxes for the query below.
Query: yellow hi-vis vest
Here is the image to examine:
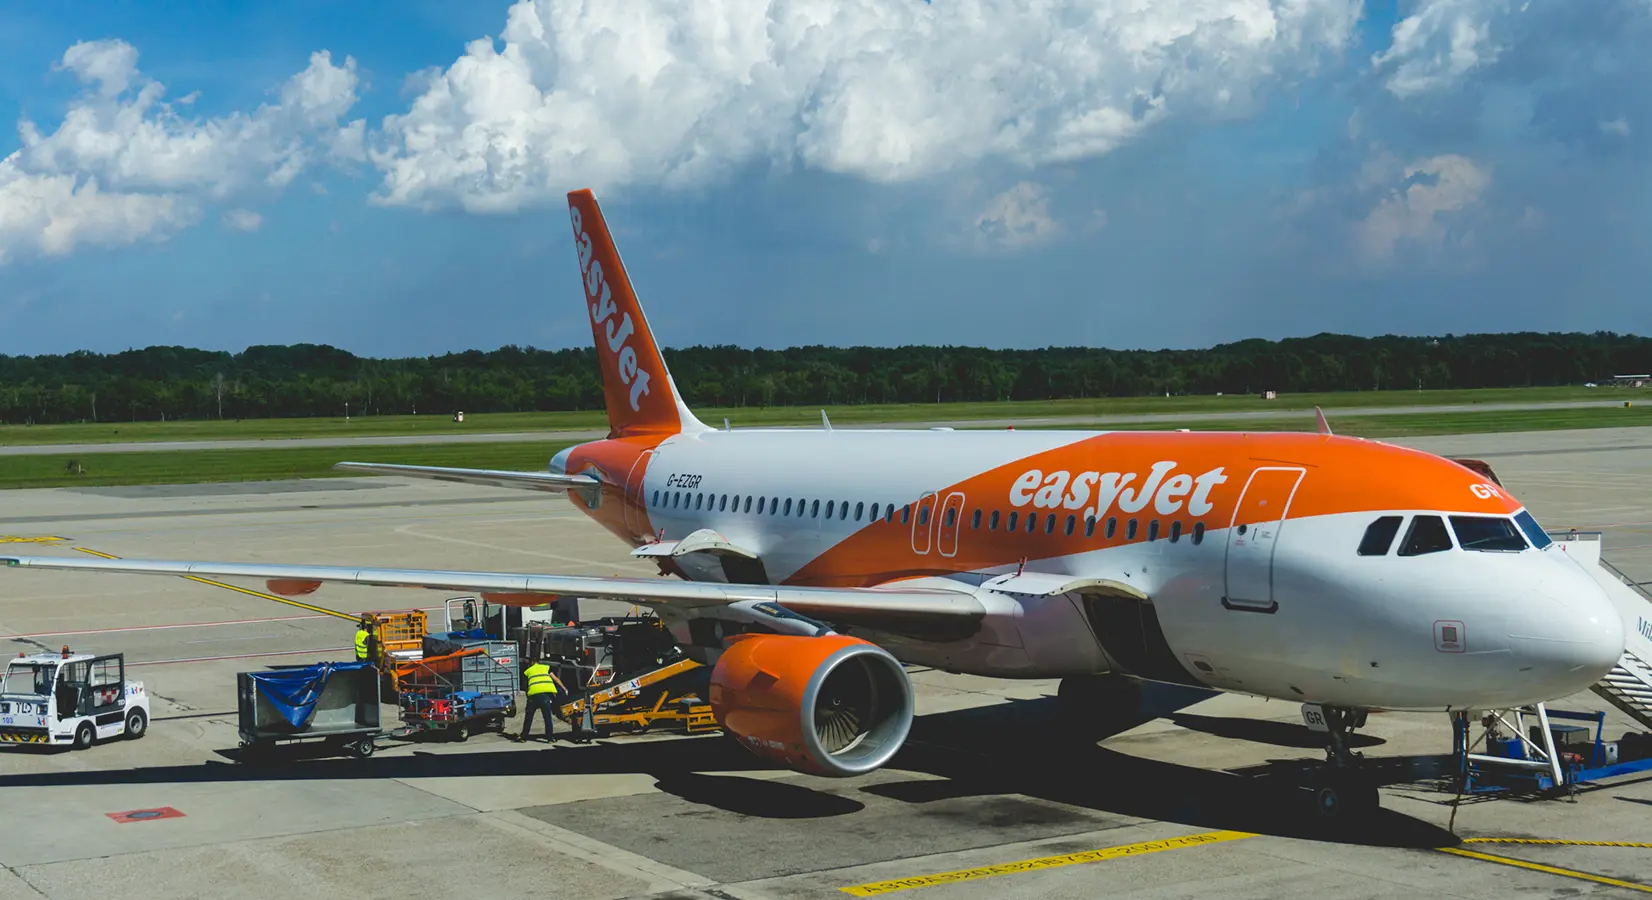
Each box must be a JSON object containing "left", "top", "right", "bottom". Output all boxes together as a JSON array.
[
  {"left": 525, "top": 662, "right": 558, "bottom": 696},
  {"left": 354, "top": 628, "right": 370, "bottom": 660}
]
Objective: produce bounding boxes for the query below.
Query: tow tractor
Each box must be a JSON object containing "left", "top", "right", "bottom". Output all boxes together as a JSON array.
[{"left": 0, "top": 647, "right": 150, "bottom": 749}]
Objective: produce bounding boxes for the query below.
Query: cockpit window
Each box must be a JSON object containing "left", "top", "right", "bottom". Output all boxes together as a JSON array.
[
  {"left": 1513, "top": 510, "right": 1552, "bottom": 549},
  {"left": 1357, "top": 516, "right": 1403, "bottom": 556},
  {"left": 1449, "top": 516, "right": 1528, "bottom": 552},
  {"left": 1398, "top": 515, "right": 1453, "bottom": 556}
]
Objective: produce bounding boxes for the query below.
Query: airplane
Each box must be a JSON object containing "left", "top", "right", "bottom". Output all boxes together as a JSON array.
[{"left": 2, "top": 189, "right": 1626, "bottom": 822}]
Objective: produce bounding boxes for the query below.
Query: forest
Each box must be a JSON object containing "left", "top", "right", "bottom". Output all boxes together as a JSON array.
[{"left": 1, "top": 332, "right": 1648, "bottom": 424}]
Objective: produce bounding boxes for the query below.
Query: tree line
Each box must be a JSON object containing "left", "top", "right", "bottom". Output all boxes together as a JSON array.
[{"left": 1, "top": 332, "right": 1648, "bottom": 425}]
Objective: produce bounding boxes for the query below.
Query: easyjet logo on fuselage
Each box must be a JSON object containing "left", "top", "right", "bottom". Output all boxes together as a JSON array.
[
  {"left": 1009, "top": 463, "right": 1228, "bottom": 520},
  {"left": 570, "top": 205, "right": 651, "bottom": 412}
]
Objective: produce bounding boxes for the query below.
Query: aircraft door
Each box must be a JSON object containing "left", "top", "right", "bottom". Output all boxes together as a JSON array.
[
  {"left": 1223, "top": 467, "right": 1305, "bottom": 613},
  {"left": 622, "top": 450, "right": 653, "bottom": 536},
  {"left": 936, "top": 492, "right": 965, "bottom": 557},
  {"left": 911, "top": 492, "right": 937, "bottom": 555}
]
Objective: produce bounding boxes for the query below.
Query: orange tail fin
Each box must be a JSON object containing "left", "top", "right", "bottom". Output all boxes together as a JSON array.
[{"left": 567, "top": 190, "right": 704, "bottom": 438}]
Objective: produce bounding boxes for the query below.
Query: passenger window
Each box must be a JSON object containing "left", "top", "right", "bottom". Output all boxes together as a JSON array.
[
  {"left": 855, "top": 502, "right": 865, "bottom": 521},
  {"left": 990, "top": 511, "right": 1000, "bottom": 530},
  {"left": 1026, "top": 513, "right": 1037, "bottom": 534},
  {"left": 756, "top": 497, "right": 766, "bottom": 514},
  {"left": 1042, "top": 514, "right": 1054, "bottom": 534},
  {"left": 1192, "top": 522, "right": 1205, "bottom": 545},
  {"left": 731, "top": 494, "right": 741, "bottom": 512},
  {"left": 650, "top": 490, "right": 659, "bottom": 507},
  {"left": 770, "top": 497, "right": 779, "bottom": 515},
  {"left": 741, "top": 496, "right": 751, "bottom": 513},
  {"left": 798, "top": 498, "right": 807, "bottom": 517},
  {"left": 1148, "top": 520, "right": 1159, "bottom": 541},
  {"left": 918, "top": 506, "right": 930, "bottom": 526},
  {"left": 944, "top": 507, "right": 956, "bottom": 527},
  {"left": 811, "top": 500, "right": 820, "bottom": 517},
  {"left": 1084, "top": 516, "right": 1096, "bottom": 538},
  {"left": 1398, "top": 515, "right": 1453, "bottom": 556},
  {"left": 840, "top": 502, "right": 849, "bottom": 520},
  {"left": 1127, "top": 519, "right": 1139, "bottom": 540},
  {"left": 696, "top": 494, "right": 706, "bottom": 510},
  {"left": 783, "top": 498, "right": 792, "bottom": 515},
  {"left": 825, "top": 500, "right": 834, "bottom": 519},
  {"left": 886, "top": 505, "right": 896, "bottom": 523},
  {"left": 1357, "top": 516, "right": 1403, "bottom": 556},
  {"left": 900, "top": 505, "right": 909, "bottom": 524},
  {"left": 870, "top": 502, "right": 879, "bottom": 521},
  {"left": 1450, "top": 516, "right": 1528, "bottom": 552},
  {"left": 1065, "top": 515, "right": 1076, "bottom": 536},
  {"left": 971, "top": 509, "right": 982, "bottom": 529},
  {"left": 1007, "top": 511, "right": 1019, "bottom": 531},
  {"left": 1170, "top": 521, "right": 1182, "bottom": 543},
  {"left": 1106, "top": 517, "right": 1117, "bottom": 539}
]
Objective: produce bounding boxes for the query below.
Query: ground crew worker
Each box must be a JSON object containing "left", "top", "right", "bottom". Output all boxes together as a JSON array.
[
  {"left": 354, "top": 615, "right": 379, "bottom": 666},
  {"left": 518, "top": 655, "right": 567, "bottom": 743}
]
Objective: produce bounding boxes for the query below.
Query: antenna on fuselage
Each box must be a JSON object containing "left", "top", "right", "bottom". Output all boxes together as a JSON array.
[
  {"left": 1315, "top": 406, "right": 1333, "bottom": 436},
  {"left": 821, "top": 410, "right": 832, "bottom": 432}
]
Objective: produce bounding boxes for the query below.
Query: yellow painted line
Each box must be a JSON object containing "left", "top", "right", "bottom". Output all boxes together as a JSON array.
[
  {"left": 0, "top": 536, "right": 68, "bottom": 544},
  {"left": 74, "top": 547, "right": 359, "bottom": 622},
  {"left": 839, "top": 830, "right": 1254, "bottom": 896},
  {"left": 1463, "top": 838, "right": 1652, "bottom": 849},
  {"left": 1438, "top": 847, "right": 1652, "bottom": 894}
]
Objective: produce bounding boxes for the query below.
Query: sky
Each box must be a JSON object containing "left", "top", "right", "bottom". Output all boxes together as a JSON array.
[{"left": 1, "top": 0, "right": 1648, "bottom": 358}]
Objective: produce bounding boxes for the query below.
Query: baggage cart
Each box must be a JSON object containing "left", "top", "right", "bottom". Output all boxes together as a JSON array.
[
  {"left": 392, "top": 642, "right": 518, "bottom": 742},
  {"left": 237, "top": 662, "right": 381, "bottom": 759}
]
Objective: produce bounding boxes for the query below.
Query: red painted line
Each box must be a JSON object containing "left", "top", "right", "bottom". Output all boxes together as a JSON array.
[
  {"left": 129, "top": 647, "right": 351, "bottom": 667},
  {"left": 7, "top": 606, "right": 450, "bottom": 640}
]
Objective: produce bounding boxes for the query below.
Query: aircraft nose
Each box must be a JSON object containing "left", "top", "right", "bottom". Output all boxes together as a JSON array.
[{"left": 1508, "top": 579, "right": 1624, "bottom": 693}]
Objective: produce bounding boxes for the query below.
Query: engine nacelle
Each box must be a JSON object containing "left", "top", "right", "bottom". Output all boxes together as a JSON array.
[{"left": 709, "top": 634, "right": 913, "bottom": 777}]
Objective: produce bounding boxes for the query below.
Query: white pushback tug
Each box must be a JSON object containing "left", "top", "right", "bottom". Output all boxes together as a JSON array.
[{"left": 0, "top": 646, "right": 149, "bottom": 749}]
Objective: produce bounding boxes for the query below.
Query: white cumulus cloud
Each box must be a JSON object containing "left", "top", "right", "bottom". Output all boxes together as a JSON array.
[
  {"left": 1371, "top": 0, "right": 1507, "bottom": 97},
  {"left": 973, "top": 182, "right": 1062, "bottom": 250},
  {"left": 1356, "top": 153, "right": 1490, "bottom": 264},
  {"left": 0, "top": 41, "right": 363, "bottom": 264},
  {"left": 370, "top": 0, "right": 1361, "bottom": 213}
]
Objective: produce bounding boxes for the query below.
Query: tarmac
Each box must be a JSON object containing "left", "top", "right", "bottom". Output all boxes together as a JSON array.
[{"left": 0, "top": 425, "right": 1650, "bottom": 899}]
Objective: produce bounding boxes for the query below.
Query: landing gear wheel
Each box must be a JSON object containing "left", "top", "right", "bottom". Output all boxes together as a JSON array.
[
  {"left": 1312, "top": 777, "right": 1379, "bottom": 824},
  {"left": 124, "top": 708, "right": 148, "bottom": 740},
  {"left": 72, "top": 721, "right": 96, "bottom": 750},
  {"left": 351, "top": 739, "right": 376, "bottom": 759}
]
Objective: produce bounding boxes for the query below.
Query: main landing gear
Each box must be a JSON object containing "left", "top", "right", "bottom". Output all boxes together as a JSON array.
[{"left": 1308, "top": 705, "right": 1380, "bottom": 824}]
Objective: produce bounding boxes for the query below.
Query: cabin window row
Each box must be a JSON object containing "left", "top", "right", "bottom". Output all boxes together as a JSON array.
[{"left": 649, "top": 489, "right": 1206, "bottom": 545}]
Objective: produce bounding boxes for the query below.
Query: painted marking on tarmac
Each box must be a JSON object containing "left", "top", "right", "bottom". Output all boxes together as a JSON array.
[
  {"left": 75, "top": 547, "right": 360, "bottom": 621},
  {"left": 1463, "top": 838, "right": 1652, "bottom": 849},
  {"left": 106, "top": 807, "right": 185, "bottom": 824},
  {"left": 0, "top": 536, "right": 68, "bottom": 544},
  {"left": 838, "top": 830, "right": 1254, "bottom": 896},
  {"left": 1438, "top": 847, "right": 1652, "bottom": 893}
]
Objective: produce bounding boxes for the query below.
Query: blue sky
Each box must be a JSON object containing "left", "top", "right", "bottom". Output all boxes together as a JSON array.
[{"left": 2, "top": 0, "right": 1648, "bottom": 358}]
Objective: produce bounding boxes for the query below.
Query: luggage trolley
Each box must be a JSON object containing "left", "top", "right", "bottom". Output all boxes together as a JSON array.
[{"left": 392, "top": 641, "right": 519, "bottom": 742}]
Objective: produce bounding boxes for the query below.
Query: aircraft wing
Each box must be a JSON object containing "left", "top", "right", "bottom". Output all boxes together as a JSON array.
[
  {"left": 0, "top": 554, "right": 986, "bottom": 639},
  {"left": 332, "top": 461, "right": 600, "bottom": 493}
]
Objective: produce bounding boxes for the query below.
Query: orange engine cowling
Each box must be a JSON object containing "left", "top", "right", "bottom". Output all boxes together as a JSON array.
[{"left": 709, "top": 633, "right": 913, "bottom": 778}]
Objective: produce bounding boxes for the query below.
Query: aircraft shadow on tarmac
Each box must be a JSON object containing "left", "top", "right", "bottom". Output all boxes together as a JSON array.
[{"left": 0, "top": 685, "right": 1457, "bottom": 849}]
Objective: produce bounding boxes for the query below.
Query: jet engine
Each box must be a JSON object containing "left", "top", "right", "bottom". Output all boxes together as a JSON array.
[{"left": 709, "top": 633, "right": 913, "bottom": 777}]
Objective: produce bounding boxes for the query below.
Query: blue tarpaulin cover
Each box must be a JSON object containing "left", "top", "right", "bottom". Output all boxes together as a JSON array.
[{"left": 249, "top": 661, "right": 372, "bottom": 729}]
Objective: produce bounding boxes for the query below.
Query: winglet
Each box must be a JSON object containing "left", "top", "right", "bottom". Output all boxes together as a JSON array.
[
  {"left": 1314, "top": 406, "right": 1333, "bottom": 435},
  {"left": 567, "top": 190, "right": 706, "bottom": 438}
]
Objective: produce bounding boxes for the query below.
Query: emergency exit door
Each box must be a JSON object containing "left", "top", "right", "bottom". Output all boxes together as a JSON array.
[{"left": 1223, "top": 467, "right": 1305, "bottom": 613}]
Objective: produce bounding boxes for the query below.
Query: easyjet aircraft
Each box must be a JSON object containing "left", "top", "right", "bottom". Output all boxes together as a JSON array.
[{"left": 4, "top": 190, "right": 1626, "bottom": 820}]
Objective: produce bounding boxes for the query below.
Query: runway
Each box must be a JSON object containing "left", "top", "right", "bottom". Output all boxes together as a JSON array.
[
  {"left": 1, "top": 426, "right": 1650, "bottom": 900},
  {"left": 0, "top": 398, "right": 1627, "bottom": 456}
]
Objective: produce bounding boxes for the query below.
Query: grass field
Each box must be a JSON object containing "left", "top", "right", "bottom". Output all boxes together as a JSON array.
[
  {"left": 2, "top": 402, "right": 1648, "bottom": 490},
  {"left": 0, "top": 385, "right": 1617, "bottom": 447}
]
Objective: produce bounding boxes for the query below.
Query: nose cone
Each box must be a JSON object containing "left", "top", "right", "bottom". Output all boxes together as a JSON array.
[{"left": 1508, "top": 576, "right": 1624, "bottom": 697}]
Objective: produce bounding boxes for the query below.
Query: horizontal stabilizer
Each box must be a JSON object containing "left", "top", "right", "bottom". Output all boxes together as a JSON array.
[{"left": 333, "top": 462, "right": 599, "bottom": 493}]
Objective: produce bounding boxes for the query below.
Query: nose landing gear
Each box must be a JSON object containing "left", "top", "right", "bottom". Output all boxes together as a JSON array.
[{"left": 1309, "top": 705, "right": 1380, "bottom": 824}]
